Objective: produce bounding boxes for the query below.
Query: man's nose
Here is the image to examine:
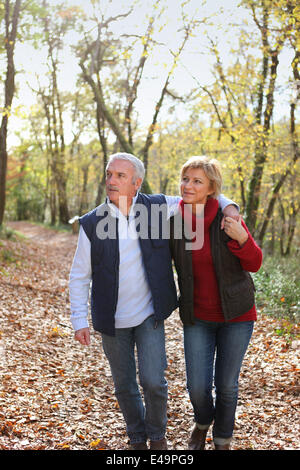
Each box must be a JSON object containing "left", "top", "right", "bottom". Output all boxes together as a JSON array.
[{"left": 107, "top": 174, "right": 117, "bottom": 185}]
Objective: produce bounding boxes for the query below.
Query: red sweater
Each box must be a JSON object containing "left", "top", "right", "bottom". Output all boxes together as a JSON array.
[{"left": 179, "top": 198, "right": 262, "bottom": 323}]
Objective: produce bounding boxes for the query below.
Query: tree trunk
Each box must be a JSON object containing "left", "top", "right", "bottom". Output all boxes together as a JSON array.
[
  {"left": 245, "top": 51, "right": 280, "bottom": 232},
  {"left": 41, "top": 1, "right": 70, "bottom": 224},
  {"left": 95, "top": 103, "right": 108, "bottom": 206},
  {"left": 0, "top": 0, "right": 21, "bottom": 226},
  {"left": 258, "top": 48, "right": 299, "bottom": 245},
  {"left": 79, "top": 166, "right": 89, "bottom": 215}
]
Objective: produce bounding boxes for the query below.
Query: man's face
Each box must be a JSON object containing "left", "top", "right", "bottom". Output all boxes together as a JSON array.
[{"left": 105, "top": 159, "right": 142, "bottom": 209}]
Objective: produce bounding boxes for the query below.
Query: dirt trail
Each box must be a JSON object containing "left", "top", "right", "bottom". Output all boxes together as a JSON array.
[
  {"left": 7, "top": 221, "right": 77, "bottom": 244},
  {"left": 0, "top": 222, "right": 299, "bottom": 450}
]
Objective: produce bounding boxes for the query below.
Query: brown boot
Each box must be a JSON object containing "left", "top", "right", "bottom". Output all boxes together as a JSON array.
[
  {"left": 214, "top": 444, "right": 230, "bottom": 450},
  {"left": 129, "top": 442, "right": 148, "bottom": 450},
  {"left": 188, "top": 425, "right": 208, "bottom": 450},
  {"left": 150, "top": 438, "right": 168, "bottom": 450}
]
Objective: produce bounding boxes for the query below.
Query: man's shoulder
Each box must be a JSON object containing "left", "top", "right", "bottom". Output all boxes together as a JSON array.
[
  {"left": 79, "top": 205, "right": 106, "bottom": 232},
  {"left": 80, "top": 202, "right": 110, "bottom": 220},
  {"left": 79, "top": 206, "right": 97, "bottom": 222},
  {"left": 138, "top": 193, "right": 167, "bottom": 204},
  {"left": 79, "top": 204, "right": 111, "bottom": 241}
]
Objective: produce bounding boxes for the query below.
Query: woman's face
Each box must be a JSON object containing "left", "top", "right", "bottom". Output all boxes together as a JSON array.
[{"left": 180, "top": 167, "right": 213, "bottom": 206}]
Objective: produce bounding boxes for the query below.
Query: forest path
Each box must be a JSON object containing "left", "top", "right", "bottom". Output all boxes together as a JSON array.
[
  {"left": 6, "top": 221, "right": 77, "bottom": 244},
  {"left": 0, "top": 221, "right": 299, "bottom": 450}
]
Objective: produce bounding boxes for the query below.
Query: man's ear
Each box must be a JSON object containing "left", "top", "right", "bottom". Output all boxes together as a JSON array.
[{"left": 135, "top": 178, "right": 143, "bottom": 191}]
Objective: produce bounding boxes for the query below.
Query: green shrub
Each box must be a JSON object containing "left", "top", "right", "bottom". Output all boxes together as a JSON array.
[
  {"left": 0, "top": 225, "right": 16, "bottom": 240},
  {"left": 253, "top": 256, "right": 300, "bottom": 323},
  {"left": 0, "top": 248, "right": 16, "bottom": 263}
]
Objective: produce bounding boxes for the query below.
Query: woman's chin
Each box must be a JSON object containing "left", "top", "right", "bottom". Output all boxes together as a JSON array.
[{"left": 182, "top": 196, "right": 195, "bottom": 204}]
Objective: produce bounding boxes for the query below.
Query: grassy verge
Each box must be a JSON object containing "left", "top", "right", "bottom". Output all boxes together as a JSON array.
[
  {"left": 0, "top": 224, "right": 18, "bottom": 241},
  {"left": 29, "top": 220, "right": 72, "bottom": 233},
  {"left": 0, "top": 225, "right": 24, "bottom": 276},
  {"left": 253, "top": 255, "right": 299, "bottom": 340}
]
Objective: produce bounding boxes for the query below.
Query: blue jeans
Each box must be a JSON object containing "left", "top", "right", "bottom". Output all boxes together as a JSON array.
[
  {"left": 101, "top": 315, "right": 168, "bottom": 444},
  {"left": 184, "top": 319, "right": 254, "bottom": 445}
]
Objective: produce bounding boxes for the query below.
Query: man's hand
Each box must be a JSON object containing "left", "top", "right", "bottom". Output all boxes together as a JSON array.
[
  {"left": 74, "top": 327, "right": 90, "bottom": 346},
  {"left": 221, "top": 204, "right": 239, "bottom": 229}
]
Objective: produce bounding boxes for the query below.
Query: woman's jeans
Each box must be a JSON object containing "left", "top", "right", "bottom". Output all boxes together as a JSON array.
[
  {"left": 101, "top": 315, "right": 168, "bottom": 444},
  {"left": 184, "top": 319, "right": 254, "bottom": 445}
]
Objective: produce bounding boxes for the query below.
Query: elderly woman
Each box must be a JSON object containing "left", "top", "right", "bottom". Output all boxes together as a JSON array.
[{"left": 169, "top": 156, "right": 262, "bottom": 450}]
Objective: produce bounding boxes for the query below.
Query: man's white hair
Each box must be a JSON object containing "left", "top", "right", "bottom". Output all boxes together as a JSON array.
[{"left": 106, "top": 152, "right": 145, "bottom": 182}]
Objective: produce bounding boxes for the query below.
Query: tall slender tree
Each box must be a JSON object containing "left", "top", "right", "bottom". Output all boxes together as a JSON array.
[
  {"left": 37, "top": 0, "right": 81, "bottom": 224},
  {"left": 0, "top": 0, "right": 21, "bottom": 226},
  {"left": 243, "top": 0, "right": 298, "bottom": 232}
]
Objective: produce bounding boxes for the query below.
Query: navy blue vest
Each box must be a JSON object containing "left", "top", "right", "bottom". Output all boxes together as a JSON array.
[{"left": 79, "top": 193, "right": 178, "bottom": 336}]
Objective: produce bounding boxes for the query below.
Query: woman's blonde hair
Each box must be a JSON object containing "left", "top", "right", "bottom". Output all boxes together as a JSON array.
[{"left": 180, "top": 155, "right": 222, "bottom": 198}]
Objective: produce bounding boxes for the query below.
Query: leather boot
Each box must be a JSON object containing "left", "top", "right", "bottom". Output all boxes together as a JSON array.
[
  {"left": 129, "top": 442, "right": 148, "bottom": 450},
  {"left": 150, "top": 438, "right": 168, "bottom": 450},
  {"left": 188, "top": 425, "right": 208, "bottom": 450},
  {"left": 214, "top": 443, "right": 230, "bottom": 450}
]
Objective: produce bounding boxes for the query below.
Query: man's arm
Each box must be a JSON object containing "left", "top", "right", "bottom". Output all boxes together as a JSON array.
[
  {"left": 218, "top": 194, "right": 240, "bottom": 228},
  {"left": 164, "top": 194, "right": 239, "bottom": 219},
  {"left": 164, "top": 195, "right": 181, "bottom": 217},
  {"left": 69, "top": 226, "right": 92, "bottom": 345},
  {"left": 218, "top": 194, "right": 239, "bottom": 217}
]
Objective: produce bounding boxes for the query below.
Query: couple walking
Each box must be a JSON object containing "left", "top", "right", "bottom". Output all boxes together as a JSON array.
[{"left": 69, "top": 152, "right": 262, "bottom": 450}]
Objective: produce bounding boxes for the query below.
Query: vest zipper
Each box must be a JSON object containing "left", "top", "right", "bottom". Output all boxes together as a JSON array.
[{"left": 113, "top": 220, "right": 120, "bottom": 316}]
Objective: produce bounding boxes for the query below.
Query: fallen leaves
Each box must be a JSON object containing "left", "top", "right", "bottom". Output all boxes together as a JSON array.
[{"left": 0, "top": 221, "right": 299, "bottom": 450}]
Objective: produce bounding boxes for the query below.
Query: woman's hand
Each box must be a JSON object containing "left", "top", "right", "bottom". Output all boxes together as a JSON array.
[
  {"left": 224, "top": 216, "right": 248, "bottom": 246},
  {"left": 221, "top": 204, "right": 239, "bottom": 229}
]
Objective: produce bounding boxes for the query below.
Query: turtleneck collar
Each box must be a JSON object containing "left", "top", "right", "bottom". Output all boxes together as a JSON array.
[{"left": 179, "top": 197, "right": 219, "bottom": 229}]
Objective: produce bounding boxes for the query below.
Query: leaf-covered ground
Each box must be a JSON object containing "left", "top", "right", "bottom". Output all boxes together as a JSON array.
[{"left": 0, "top": 222, "right": 299, "bottom": 451}]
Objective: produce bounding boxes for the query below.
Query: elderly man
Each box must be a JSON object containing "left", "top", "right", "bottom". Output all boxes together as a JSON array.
[{"left": 69, "top": 152, "right": 239, "bottom": 450}]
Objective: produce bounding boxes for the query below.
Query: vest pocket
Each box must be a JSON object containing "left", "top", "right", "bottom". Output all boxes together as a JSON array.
[
  {"left": 224, "top": 277, "right": 251, "bottom": 297},
  {"left": 223, "top": 276, "right": 255, "bottom": 316}
]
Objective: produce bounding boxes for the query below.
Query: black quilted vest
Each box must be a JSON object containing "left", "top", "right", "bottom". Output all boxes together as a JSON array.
[{"left": 169, "top": 208, "right": 255, "bottom": 324}]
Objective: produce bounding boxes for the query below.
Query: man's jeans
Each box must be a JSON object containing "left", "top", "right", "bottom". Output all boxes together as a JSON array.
[
  {"left": 184, "top": 319, "right": 254, "bottom": 445},
  {"left": 101, "top": 315, "right": 168, "bottom": 444}
]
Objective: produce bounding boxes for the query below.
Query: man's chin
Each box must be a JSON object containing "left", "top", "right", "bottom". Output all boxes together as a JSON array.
[{"left": 107, "top": 191, "right": 119, "bottom": 200}]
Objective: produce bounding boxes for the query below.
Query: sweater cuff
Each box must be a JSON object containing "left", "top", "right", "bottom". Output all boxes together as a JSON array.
[{"left": 227, "top": 235, "right": 252, "bottom": 252}]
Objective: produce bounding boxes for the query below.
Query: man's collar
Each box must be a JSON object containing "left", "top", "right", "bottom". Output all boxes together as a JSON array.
[{"left": 105, "top": 190, "right": 140, "bottom": 218}]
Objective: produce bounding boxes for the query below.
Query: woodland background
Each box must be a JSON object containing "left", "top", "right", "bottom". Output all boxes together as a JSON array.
[
  {"left": 0, "top": 0, "right": 299, "bottom": 251},
  {"left": 0, "top": 0, "right": 299, "bottom": 451}
]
